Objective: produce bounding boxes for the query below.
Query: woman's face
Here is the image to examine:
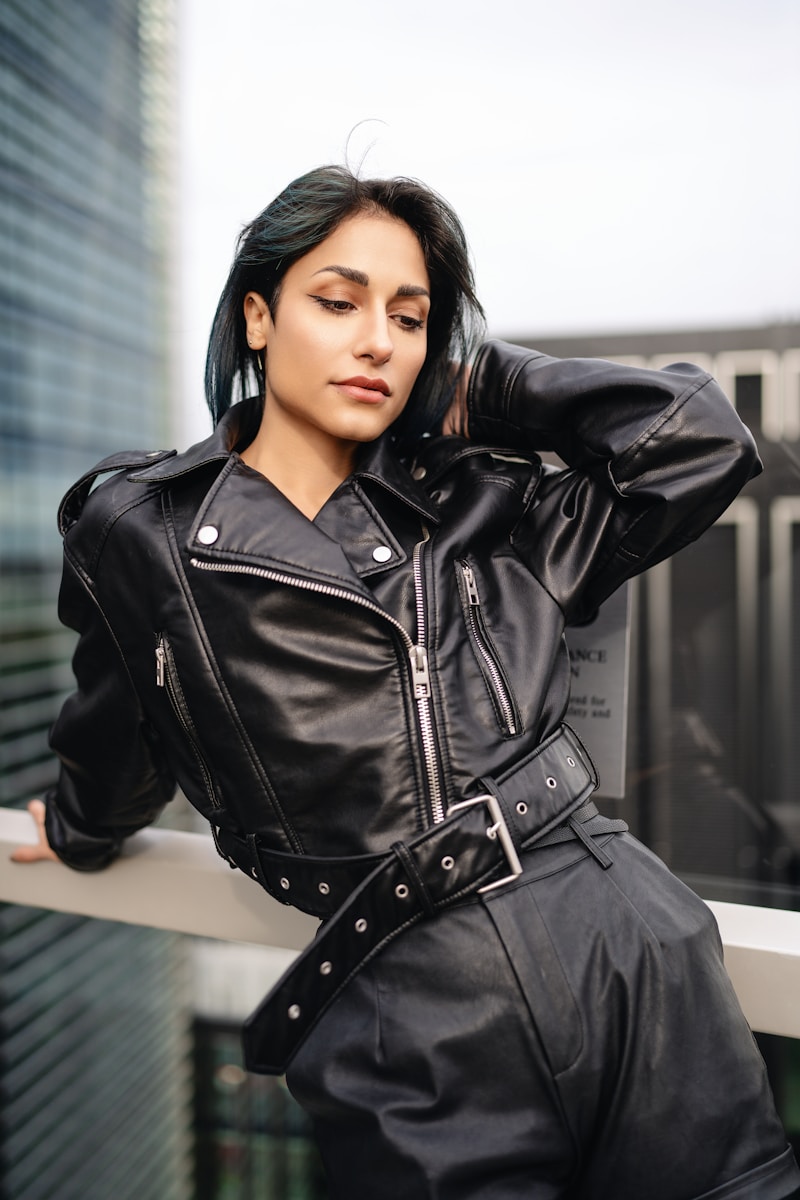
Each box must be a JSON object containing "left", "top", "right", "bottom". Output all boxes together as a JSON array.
[{"left": 244, "top": 212, "right": 430, "bottom": 458}]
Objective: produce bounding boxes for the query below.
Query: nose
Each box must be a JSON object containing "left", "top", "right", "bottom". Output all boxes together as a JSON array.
[{"left": 355, "top": 308, "right": 393, "bottom": 365}]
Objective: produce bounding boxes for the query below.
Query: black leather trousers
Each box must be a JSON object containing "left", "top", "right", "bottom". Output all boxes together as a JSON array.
[{"left": 287, "top": 832, "right": 800, "bottom": 1199}]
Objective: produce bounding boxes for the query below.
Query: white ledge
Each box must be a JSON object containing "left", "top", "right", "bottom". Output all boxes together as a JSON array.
[
  {"left": 2, "top": 807, "right": 799, "bottom": 1038},
  {"left": 707, "top": 900, "right": 800, "bottom": 1039},
  {"left": 1, "top": 807, "right": 317, "bottom": 949}
]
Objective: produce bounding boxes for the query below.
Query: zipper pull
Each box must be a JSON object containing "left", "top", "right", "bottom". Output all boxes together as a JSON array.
[
  {"left": 462, "top": 563, "right": 480, "bottom": 606},
  {"left": 409, "top": 644, "right": 431, "bottom": 699},
  {"left": 155, "top": 642, "right": 166, "bottom": 688}
]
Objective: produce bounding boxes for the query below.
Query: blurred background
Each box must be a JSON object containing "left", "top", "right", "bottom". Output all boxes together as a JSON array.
[{"left": 1, "top": 1, "right": 799, "bottom": 1196}]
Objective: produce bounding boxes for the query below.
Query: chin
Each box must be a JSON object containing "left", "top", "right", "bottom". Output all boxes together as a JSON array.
[{"left": 334, "top": 415, "right": 398, "bottom": 443}]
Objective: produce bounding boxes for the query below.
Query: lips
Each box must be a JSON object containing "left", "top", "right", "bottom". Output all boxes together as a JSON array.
[{"left": 336, "top": 376, "right": 391, "bottom": 403}]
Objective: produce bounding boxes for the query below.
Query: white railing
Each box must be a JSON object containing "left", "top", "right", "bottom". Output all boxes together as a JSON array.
[{"left": 2, "top": 806, "right": 799, "bottom": 1039}]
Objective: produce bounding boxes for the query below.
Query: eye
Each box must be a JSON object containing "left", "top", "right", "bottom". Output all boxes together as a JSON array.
[
  {"left": 392, "top": 313, "right": 425, "bottom": 331},
  {"left": 311, "top": 295, "right": 354, "bottom": 314}
]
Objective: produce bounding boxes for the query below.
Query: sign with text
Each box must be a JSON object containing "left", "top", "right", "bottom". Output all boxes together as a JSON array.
[{"left": 565, "top": 581, "right": 631, "bottom": 799}]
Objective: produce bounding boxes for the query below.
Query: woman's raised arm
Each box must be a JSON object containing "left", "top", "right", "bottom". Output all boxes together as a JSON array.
[{"left": 464, "top": 339, "right": 761, "bottom": 621}]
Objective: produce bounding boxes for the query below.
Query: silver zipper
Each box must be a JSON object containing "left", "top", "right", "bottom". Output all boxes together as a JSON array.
[
  {"left": 155, "top": 643, "right": 166, "bottom": 687},
  {"left": 411, "top": 536, "right": 446, "bottom": 823},
  {"left": 155, "top": 633, "right": 221, "bottom": 814},
  {"left": 190, "top": 556, "right": 447, "bottom": 824},
  {"left": 459, "top": 562, "right": 520, "bottom": 736}
]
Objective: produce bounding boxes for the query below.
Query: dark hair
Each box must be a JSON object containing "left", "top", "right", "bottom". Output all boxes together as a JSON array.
[{"left": 204, "top": 165, "right": 485, "bottom": 446}]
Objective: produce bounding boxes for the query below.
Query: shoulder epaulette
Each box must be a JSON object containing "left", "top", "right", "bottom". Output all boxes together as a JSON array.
[{"left": 57, "top": 449, "right": 176, "bottom": 535}]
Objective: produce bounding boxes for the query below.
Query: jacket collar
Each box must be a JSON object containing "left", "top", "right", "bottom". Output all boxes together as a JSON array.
[
  {"left": 129, "top": 403, "right": 242, "bottom": 482},
  {"left": 351, "top": 433, "right": 440, "bottom": 525},
  {"left": 130, "top": 396, "right": 440, "bottom": 522},
  {"left": 131, "top": 397, "right": 440, "bottom": 589}
]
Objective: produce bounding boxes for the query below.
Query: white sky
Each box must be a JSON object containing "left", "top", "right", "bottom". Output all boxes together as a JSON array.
[{"left": 177, "top": 0, "right": 800, "bottom": 439}]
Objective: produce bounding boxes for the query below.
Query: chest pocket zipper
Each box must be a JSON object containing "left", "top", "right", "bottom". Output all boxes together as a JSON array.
[
  {"left": 155, "top": 633, "right": 228, "bottom": 857},
  {"left": 457, "top": 561, "right": 522, "bottom": 737}
]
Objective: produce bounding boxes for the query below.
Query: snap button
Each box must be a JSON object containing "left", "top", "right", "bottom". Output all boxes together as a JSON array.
[
  {"left": 516, "top": 801, "right": 528, "bottom": 815},
  {"left": 372, "top": 545, "right": 392, "bottom": 563},
  {"left": 318, "top": 881, "right": 330, "bottom": 895},
  {"left": 320, "top": 961, "right": 333, "bottom": 976},
  {"left": 197, "top": 525, "right": 219, "bottom": 545},
  {"left": 412, "top": 465, "right": 427, "bottom": 480},
  {"left": 441, "top": 855, "right": 455, "bottom": 870},
  {"left": 280, "top": 877, "right": 290, "bottom": 890},
  {"left": 355, "top": 918, "right": 368, "bottom": 933},
  {"left": 395, "top": 883, "right": 410, "bottom": 899},
  {"left": 546, "top": 776, "right": 558, "bottom": 789},
  {"left": 288, "top": 1004, "right": 301, "bottom": 1021}
]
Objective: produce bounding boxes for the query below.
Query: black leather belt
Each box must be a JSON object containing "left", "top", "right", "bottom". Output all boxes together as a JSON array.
[{"left": 230, "top": 725, "right": 626, "bottom": 1075}]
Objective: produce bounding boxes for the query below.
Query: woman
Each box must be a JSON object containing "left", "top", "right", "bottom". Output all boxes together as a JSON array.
[{"left": 14, "top": 166, "right": 800, "bottom": 1199}]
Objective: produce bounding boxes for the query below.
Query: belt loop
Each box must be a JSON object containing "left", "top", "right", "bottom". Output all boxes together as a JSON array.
[
  {"left": 391, "top": 841, "right": 436, "bottom": 916},
  {"left": 567, "top": 815, "right": 614, "bottom": 870},
  {"left": 246, "top": 833, "right": 270, "bottom": 888}
]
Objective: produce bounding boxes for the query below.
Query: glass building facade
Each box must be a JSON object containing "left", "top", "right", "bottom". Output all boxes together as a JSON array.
[
  {"left": 0, "top": 2, "right": 191, "bottom": 1196},
  {"left": 193, "top": 1020, "right": 326, "bottom": 1200}
]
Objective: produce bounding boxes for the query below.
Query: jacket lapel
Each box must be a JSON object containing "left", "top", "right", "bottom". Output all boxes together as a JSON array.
[
  {"left": 187, "top": 456, "right": 374, "bottom": 596},
  {"left": 130, "top": 396, "right": 441, "bottom": 592}
]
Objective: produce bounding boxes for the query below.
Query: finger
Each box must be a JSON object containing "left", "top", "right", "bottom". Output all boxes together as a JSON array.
[
  {"left": 9, "top": 799, "right": 58, "bottom": 863},
  {"left": 10, "top": 840, "right": 58, "bottom": 863},
  {"left": 27, "top": 798, "right": 46, "bottom": 823},
  {"left": 10, "top": 844, "right": 44, "bottom": 863}
]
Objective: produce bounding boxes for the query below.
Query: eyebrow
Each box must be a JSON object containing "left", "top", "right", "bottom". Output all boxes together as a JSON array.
[{"left": 312, "top": 265, "right": 430, "bottom": 298}]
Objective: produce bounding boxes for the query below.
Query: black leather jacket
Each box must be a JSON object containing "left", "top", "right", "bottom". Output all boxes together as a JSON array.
[{"left": 45, "top": 340, "right": 760, "bottom": 894}]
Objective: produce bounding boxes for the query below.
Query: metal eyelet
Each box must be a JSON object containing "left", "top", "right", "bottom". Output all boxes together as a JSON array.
[
  {"left": 546, "top": 776, "right": 558, "bottom": 789},
  {"left": 280, "top": 877, "right": 290, "bottom": 890},
  {"left": 516, "top": 801, "right": 528, "bottom": 815},
  {"left": 395, "top": 883, "right": 410, "bottom": 899},
  {"left": 320, "top": 961, "right": 332, "bottom": 976},
  {"left": 355, "top": 918, "right": 368, "bottom": 933},
  {"left": 288, "top": 1004, "right": 301, "bottom": 1021},
  {"left": 566, "top": 756, "right": 576, "bottom": 767},
  {"left": 441, "top": 855, "right": 455, "bottom": 870},
  {"left": 318, "top": 881, "right": 330, "bottom": 895}
]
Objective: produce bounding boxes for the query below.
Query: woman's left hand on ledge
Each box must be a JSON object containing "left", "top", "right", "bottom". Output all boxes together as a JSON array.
[{"left": 10, "top": 799, "right": 59, "bottom": 863}]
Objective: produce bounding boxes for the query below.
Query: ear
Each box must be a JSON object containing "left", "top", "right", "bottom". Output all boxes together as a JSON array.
[{"left": 243, "top": 291, "right": 271, "bottom": 351}]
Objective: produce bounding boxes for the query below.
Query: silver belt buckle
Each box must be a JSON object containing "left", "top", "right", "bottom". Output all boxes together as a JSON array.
[{"left": 446, "top": 792, "right": 524, "bottom": 894}]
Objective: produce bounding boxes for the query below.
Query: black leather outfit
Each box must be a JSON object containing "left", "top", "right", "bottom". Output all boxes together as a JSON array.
[{"left": 45, "top": 341, "right": 800, "bottom": 1198}]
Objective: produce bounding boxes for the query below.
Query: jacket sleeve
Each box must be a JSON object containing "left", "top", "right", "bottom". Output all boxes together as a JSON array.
[
  {"left": 466, "top": 339, "right": 762, "bottom": 622},
  {"left": 44, "top": 482, "right": 177, "bottom": 871}
]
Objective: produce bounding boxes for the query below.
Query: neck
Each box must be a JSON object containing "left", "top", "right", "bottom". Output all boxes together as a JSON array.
[{"left": 240, "top": 402, "right": 359, "bottom": 521}]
